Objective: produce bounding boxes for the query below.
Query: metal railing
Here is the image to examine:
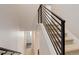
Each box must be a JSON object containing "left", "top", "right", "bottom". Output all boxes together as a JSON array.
[
  {"left": 38, "top": 4, "right": 65, "bottom": 55},
  {"left": 0, "top": 47, "right": 21, "bottom": 55}
]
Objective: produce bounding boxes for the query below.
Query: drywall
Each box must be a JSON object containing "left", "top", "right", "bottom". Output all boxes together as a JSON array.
[
  {"left": 32, "top": 21, "right": 57, "bottom": 55},
  {"left": 0, "top": 4, "right": 40, "bottom": 54},
  {"left": 37, "top": 24, "right": 56, "bottom": 55},
  {"left": 16, "top": 4, "right": 40, "bottom": 31},
  {"left": 51, "top": 4, "right": 79, "bottom": 38},
  {"left": 0, "top": 5, "right": 25, "bottom": 54}
]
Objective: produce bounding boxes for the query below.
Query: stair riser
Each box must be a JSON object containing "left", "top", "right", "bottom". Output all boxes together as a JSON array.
[
  {"left": 65, "top": 40, "right": 73, "bottom": 45},
  {"left": 65, "top": 50, "right": 79, "bottom": 55}
]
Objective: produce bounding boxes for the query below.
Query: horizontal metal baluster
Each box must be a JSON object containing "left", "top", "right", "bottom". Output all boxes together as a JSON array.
[
  {"left": 42, "top": 5, "right": 65, "bottom": 22},
  {"left": 42, "top": 7, "right": 61, "bottom": 31},
  {"left": 42, "top": 13, "right": 59, "bottom": 54},
  {"left": 43, "top": 10, "right": 62, "bottom": 39},
  {"left": 42, "top": 6, "right": 61, "bottom": 26},
  {"left": 42, "top": 11, "right": 61, "bottom": 44},
  {"left": 42, "top": 10, "right": 61, "bottom": 38},
  {"left": 43, "top": 13, "right": 61, "bottom": 54},
  {"left": 43, "top": 19, "right": 59, "bottom": 54},
  {"left": 38, "top": 4, "right": 65, "bottom": 55}
]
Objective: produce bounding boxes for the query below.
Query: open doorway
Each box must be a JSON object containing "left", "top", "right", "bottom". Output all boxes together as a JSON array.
[
  {"left": 26, "top": 31, "right": 32, "bottom": 48},
  {"left": 24, "top": 31, "right": 33, "bottom": 55}
]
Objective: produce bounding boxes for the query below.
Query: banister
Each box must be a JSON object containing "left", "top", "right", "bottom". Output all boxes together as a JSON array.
[
  {"left": 41, "top": 5, "right": 65, "bottom": 22},
  {"left": 38, "top": 4, "right": 65, "bottom": 55}
]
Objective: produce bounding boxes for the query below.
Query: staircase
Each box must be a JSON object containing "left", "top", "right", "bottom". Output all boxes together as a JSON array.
[
  {"left": 65, "top": 30, "right": 79, "bottom": 55},
  {"left": 0, "top": 47, "right": 21, "bottom": 55},
  {"left": 38, "top": 4, "right": 65, "bottom": 55},
  {"left": 38, "top": 4, "right": 79, "bottom": 55}
]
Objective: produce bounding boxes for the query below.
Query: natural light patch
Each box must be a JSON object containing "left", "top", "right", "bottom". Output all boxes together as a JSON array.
[{"left": 11, "top": 31, "right": 24, "bottom": 38}]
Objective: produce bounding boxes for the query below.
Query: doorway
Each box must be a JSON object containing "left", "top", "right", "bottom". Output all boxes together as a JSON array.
[{"left": 24, "top": 31, "right": 33, "bottom": 55}]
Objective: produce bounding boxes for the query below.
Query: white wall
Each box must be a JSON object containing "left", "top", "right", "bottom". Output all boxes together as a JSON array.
[
  {"left": 0, "top": 5, "right": 25, "bottom": 54},
  {"left": 51, "top": 4, "right": 79, "bottom": 38},
  {"left": 33, "top": 24, "right": 56, "bottom": 55},
  {"left": 0, "top": 4, "right": 40, "bottom": 54},
  {"left": 16, "top": 4, "right": 39, "bottom": 31}
]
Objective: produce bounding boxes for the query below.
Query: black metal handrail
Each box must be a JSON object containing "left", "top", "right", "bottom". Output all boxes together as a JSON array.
[
  {"left": 38, "top": 4, "right": 65, "bottom": 55},
  {"left": 0, "top": 47, "right": 21, "bottom": 55}
]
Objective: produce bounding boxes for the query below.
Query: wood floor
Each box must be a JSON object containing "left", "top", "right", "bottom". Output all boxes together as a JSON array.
[{"left": 25, "top": 43, "right": 33, "bottom": 55}]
